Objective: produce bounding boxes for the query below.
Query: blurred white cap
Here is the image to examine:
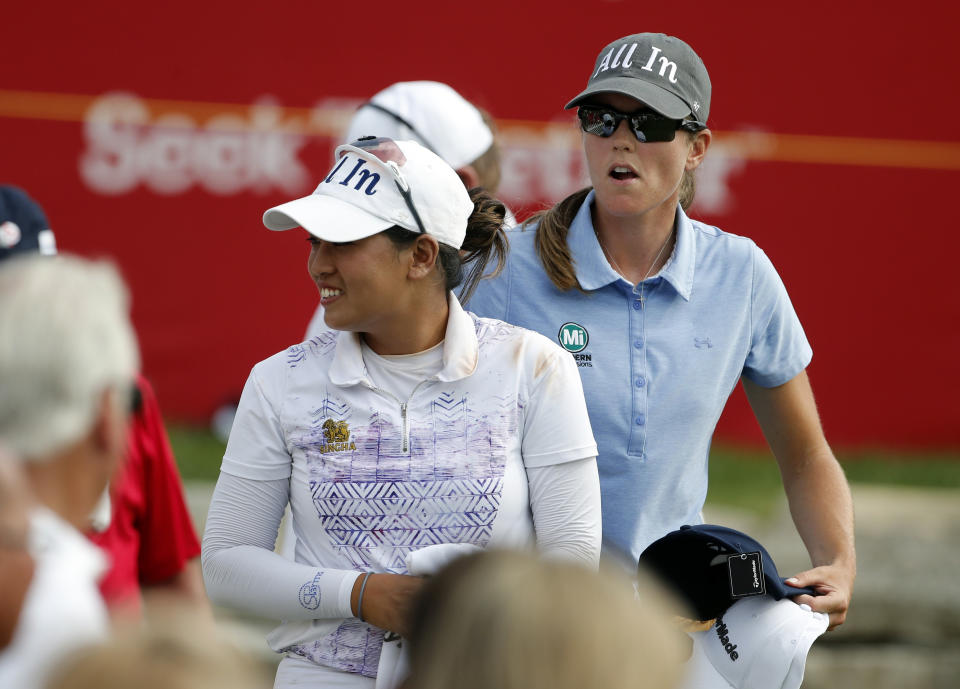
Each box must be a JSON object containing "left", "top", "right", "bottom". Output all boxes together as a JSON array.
[{"left": 345, "top": 81, "right": 494, "bottom": 171}]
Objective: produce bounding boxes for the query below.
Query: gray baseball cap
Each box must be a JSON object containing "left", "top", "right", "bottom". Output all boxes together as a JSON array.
[{"left": 565, "top": 33, "right": 711, "bottom": 124}]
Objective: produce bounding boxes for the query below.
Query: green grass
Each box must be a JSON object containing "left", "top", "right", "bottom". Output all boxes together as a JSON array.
[
  {"left": 168, "top": 426, "right": 227, "bottom": 482},
  {"left": 705, "top": 445, "right": 960, "bottom": 515},
  {"left": 167, "top": 423, "right": 960, "bottom": 515}
]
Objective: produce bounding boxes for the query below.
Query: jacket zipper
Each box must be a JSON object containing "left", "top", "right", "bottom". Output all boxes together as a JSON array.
[{"left": 371, "top": 381, "right": 428, "bottom": 454}]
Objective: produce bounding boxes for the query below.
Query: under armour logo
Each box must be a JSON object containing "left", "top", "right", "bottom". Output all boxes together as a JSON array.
[
  {"left": 692, "top": 101, "right": 701, "bottom": 112},
  {"left": 694, "top": 337, "right": 713, "bottom": 349}
]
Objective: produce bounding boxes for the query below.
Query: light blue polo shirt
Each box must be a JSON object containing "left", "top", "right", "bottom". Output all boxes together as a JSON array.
[{"left": 467, "top": 191, "right": 812, "bottom": 566}]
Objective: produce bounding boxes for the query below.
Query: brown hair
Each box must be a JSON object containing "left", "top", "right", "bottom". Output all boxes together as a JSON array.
[
  {"left": 46, "top": 614, "right": 267, "bottom": 689},
  {"left": 530, "top": 187, "right": 593, "bottom": 292},
  {"left": 405, "top": 550, "right": 686, "bottom": 689},
  {"left": 383, "top": 187, "right": 508, "bottom": 303}
]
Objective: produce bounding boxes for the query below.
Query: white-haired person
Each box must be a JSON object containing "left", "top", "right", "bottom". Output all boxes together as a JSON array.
[
  {"left": 468, "top": 32, "right": 855, "bottom": 630},
  {"left": 0, "top": 185, "right": 205, "bottom": 622},
  {"left": 202, "top": 137, "right": 602, "bottom": 688},
  {"left": 0, "top": 254, "right": 140, "bottom": 689}
]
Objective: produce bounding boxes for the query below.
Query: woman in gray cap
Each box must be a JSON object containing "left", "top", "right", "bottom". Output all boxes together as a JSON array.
[{"left": 468, "top": 32, "right": 855, "bottom": 631}]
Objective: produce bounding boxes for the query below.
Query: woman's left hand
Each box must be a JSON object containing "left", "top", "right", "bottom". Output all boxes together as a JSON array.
[{"left": 783, "top": 561, "right": 856, "bottom": 631}]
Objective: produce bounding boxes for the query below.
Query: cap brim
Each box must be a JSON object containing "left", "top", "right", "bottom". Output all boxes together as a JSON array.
[
  {"left": 564, "top": 77, "right": 692, "bottom": 119},
  {"left": 683, "top": 633, "right": 736, "bottom": 689},
  {"left": 263, "top": 194, "right": 394, "bottom": 242}
]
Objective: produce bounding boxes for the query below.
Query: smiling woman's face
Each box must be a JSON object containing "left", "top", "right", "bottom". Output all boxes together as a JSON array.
[
  {"left": 582, "top": 93, "right": 702, "bottom": 226},
  {"left": 306, "top": 231, "right": 412, "bottom": 335}
]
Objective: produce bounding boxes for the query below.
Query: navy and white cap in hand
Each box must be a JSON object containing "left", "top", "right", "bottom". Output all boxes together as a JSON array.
[
  {"left": 639, "top": 524, "right": 817, "bottom": 621},
  {"left": 565, "top": 32, "right": 711, "bottom": 123},
  {"left": 263, "top": 138, "right": 473, "bottom": 249}
]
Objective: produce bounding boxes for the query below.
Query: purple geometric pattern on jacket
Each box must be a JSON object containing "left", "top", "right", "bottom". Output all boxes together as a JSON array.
[{"left": 287, "top": 382, "right": 517, "bottom": 676}]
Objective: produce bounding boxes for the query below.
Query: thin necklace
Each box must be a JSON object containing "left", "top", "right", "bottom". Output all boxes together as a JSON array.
[
  {"left": 595, "top": 226, "right": 674, "bottom": 303},
  {"left": 595, "top": 226, "right": 673, "bottom": 464}
]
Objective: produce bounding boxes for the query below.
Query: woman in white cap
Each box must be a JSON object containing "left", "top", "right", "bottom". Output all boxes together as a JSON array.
[
  {"left": 303, "top": 80, "right": 510, "bottom": 341},
  {"left": 201, "top": 137, "right": 601, "bottom": 688},
  {"left": 468, "top": 33, "right": 855, "bottom": 630}
]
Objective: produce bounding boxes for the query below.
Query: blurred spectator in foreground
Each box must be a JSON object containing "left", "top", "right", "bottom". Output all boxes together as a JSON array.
[
  {"left": 0, "top": 451, "right": 35, "bottom": 650},
  {"left": 45, "top": 612, "right": 268, "bottom": 689},
  {"left": 0, "top": 254, "right": 139, "bottom": 689},
  {"left": 0, "top": 184, "right": 205, "bottom": 621},
  {"left": 405, "top": 550, "right": 685, "bottom": 689}
]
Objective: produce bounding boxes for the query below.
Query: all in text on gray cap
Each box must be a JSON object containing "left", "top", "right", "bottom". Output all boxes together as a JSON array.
[{"left": 565, "top": 33, "right": 711, "bottom": 123}]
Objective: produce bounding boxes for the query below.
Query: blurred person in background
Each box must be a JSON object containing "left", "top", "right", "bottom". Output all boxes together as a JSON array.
[
  {"left": 202, "top": 137, "right": 601, "bottom": 688},
  {"left": 467, "top": 32, "right": 855, "bottom": 630},
  {"left": 405, "top": 549, "right": 686, "bottom": 689},
  {"left": 0, "top": 451, "right": 35, "bottom": 651},
  {"left": 0, "top": 184, "right": 206, "bottom": 621},
  {"left": 45, "top": 612, "right": 268, "bottom": 689},
  {"left": 0, "top": 254, "right": 139, "bottom": 689}
]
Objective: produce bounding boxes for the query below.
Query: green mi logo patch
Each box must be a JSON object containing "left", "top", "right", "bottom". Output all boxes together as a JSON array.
[{"left": 558, "top": 322, "right": 589, "bottom": 353}]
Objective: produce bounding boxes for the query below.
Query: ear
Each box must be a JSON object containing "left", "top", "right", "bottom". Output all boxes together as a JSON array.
[
  {"left": 407, "top": 235, "right": 441, "bottom": 282},
  {"left": 455, "top": 165, "right": 481, "bottom": 190},
  {"left": 90, "top": 386, "right": 129, "bottom": 476},
  {"left": 685, "top": 128, "right": 712, "bottom": 171}
]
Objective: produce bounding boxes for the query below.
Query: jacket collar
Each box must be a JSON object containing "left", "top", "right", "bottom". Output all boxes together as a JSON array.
[
  {"left": 570, "top": 190, "right": 695, "bottom": 300},
  {"left": 329, "top": 292, "right": 478, "bottom": 387}
]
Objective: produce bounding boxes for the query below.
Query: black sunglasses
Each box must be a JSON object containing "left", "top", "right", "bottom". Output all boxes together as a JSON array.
[
  {"left": 577, "top": 105, "right": 706, "bottom": 143},
  {"left": 345, "top": 136, "right": 428, "bottom": 235}
]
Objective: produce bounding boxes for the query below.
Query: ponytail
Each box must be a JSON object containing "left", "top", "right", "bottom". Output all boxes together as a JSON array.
[
  {"left": 529, "top": 187, "right": 592, "bottom": 292},
  {"left": 382, "top": 188, "right": 507, "bottom": 304},
  {"left": 452, "top": 188, "right": 509, "bottom": 304}
]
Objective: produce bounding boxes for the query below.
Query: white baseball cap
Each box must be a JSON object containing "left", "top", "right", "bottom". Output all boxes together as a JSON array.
[
  {"left": 345, "top": 81, "right": 494, "bottom": 171},
  {"left": 681, "top": 597, "right": 828, "bottom": 689},
  {"left": 262, "top": 137, "right": 473, "bottom": 249}
]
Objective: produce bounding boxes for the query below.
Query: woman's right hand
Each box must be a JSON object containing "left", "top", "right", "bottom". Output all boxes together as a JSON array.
[{"left": 351, "top": 572, "right": 424, "bottom": 637}]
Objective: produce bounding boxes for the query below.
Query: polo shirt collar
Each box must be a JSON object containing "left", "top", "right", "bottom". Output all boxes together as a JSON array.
[
  {"left": 329, "top": 292, "right": 478, "bottom": 387},
  {"left": 571, "top": 191, "right": 695, "bottom": 301}
]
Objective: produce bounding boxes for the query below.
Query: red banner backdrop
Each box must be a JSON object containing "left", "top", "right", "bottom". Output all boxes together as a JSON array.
[{"left": 3, "top": 1, "right": 958, "bottom": 448}]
